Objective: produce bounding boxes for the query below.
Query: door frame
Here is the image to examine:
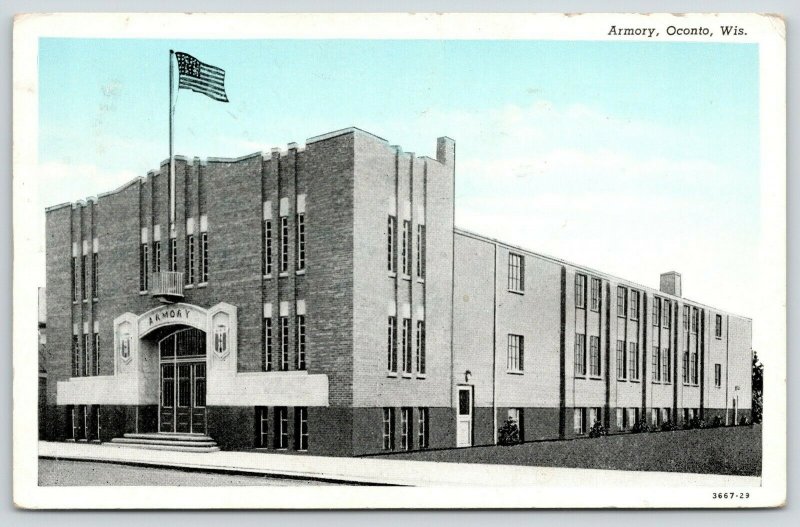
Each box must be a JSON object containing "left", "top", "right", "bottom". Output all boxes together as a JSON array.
[
  {"left": 157, "top": 327, "right": 208, "bottom": 434},
  {"left": 456, "top": 385, "right": 474, "bottom": 447}
]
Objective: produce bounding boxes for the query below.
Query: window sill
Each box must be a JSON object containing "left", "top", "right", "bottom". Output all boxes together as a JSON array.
[
  {"left": 388, "top": 271, "right": 397, "bottom": 278},
  {"left": 416, "top": 374, "right": 426, "bottom": 379},
  {"left": 590, "top": 308, "right": 600, "bottom": 313},
  {"left": 139, "top": 291, "right": 148, "bottom": 295},
  {"left": 630, "top": 318, "right": 639, "bottom": 322},
  {"left": 401, "top": 274, "right": 411, "bottom": 281},
  {"left": 263, "top": 274, "right": 272, "bottom": 280},
  {"left": 574, "top": 375, "right": 586, "bottom": 380},
  {"left": 92, "top": 297, "right": 98, "bottom": 302},
  {"left": 507, "top": 289, "right": 525, "bottom": 296},
  {"left": 617, "top": 378, "right": 627, "bottom": 382},
  {"left": 82, "top": 299, "right": 88, "bottom": 304},
  {"left": 575, "top": 305, "right": 586, "bottom": 310},
  {"left": 296, "top": 269, "right": 306, "bottom": 276},
  {"left": 588, "top": 376, "right": 603, "bottom": 381},
  {"left": 416, "top": 277, "right": 425, "bottom": 284},
  {"left": 507, "top": 370, "right": 524, "bottom": 376},
  {"left": 402, "top": 373, "right": 412, "bottom": 379},
  {"left": 279, "top": 272, "right": 289, "bottom": 278},
  {"left": 197, "top": 282, "right": 207, "bottom": 288},
  {"left": 185, "top": 284, "right": 194, "bottom": 289},
  {"left": 386, "top": 372, "right": 398, "bottom": 378},
  {"left": 628, "top": 379, "right": 641, "bottom": 383}
]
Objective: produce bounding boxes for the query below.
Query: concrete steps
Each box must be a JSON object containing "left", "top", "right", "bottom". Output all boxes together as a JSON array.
[{"left": 109, "top": 433, "right": 220, "bottom": 453}]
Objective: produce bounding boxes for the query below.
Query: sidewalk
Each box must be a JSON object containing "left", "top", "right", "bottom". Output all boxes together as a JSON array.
[{"left": 38, "top": 441, "right": 761, "bottom": 487}]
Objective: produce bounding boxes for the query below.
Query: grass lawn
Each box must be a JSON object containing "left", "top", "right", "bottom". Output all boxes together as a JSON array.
[{"left": 374, "top": 425, "right": 761, "bottom": 476}]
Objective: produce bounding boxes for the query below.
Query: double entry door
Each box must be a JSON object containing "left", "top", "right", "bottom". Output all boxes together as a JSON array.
[{"left": 159, "top": 328, "right": 207, "bottom": 434}]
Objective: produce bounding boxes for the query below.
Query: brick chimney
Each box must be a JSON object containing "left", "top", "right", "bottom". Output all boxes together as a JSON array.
[{"left": 660, "top": 271, "right": 682, "bottom": 297}]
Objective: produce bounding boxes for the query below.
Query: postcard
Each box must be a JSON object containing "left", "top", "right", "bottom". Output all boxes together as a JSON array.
[{"left": 12, "top": 12, "right": 786, "bottom": 508}]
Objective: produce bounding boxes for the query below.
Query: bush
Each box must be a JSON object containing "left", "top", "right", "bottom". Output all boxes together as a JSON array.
[
  {"left": 684, "top": 416, "right": 706, "bottom": 430},
  {"left": 739, "top": 415, "right": 751, "bottom": 426},
  {"left": 710, "top": 416, "right": 724, "bottom": 428},
  {"left": 631, "top": 419, "right": 650, "bottom": 433},
  {"left": 660, "top": 420, "right": 678, "bottom": 432},
  {"left": 498, "top": 418, "right": 521, "bottom": 445},
  {"left": 588, "top": 420, "right": 608, "bottom": 438}
]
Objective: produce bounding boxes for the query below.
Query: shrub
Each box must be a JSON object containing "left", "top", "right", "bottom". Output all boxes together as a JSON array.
[
  {"left": 631, "top": 419, "right": 650, "bottom": 433},
  {"left": 588, "top": 420, "right": 608, "bottom": 438},
  {"left": 684, "top": 416, "right": 706, "bottom": 430},
  {"left": 739, "top": 415, "right": 751, "bottom": 426},
  {"left": 660, "top": 420, "right": 677, "bottom": 432},
  {"left": 711, "top": 416, "right": 724, "bottom": 428},
  {"left": 498, "top": 418, "right": 521, "bottom": 445}
]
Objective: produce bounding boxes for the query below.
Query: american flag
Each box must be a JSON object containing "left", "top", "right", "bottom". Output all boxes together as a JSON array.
[{"left": 175, "top": 52, "right": 228, "bottom": 103}]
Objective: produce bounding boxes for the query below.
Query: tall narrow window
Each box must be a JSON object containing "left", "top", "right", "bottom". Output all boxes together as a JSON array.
[
  {"left": 71, "top": 256, "right": 78, "bottom": 302},
  {"left": 575, "top": 274, "right": 586, "bottom": 308},
  {"left": 402, "top": 318, "right": 412, "bottom": 374},
  {"left": 508, "top": 253, "right": 524, "bottom": 292},
  {"left": 629, "top": 290, "right": 639, "bottom": 320},
  {"left": 574, "top": 333, "right": 586, "bottom": 376},
  {"left": 93, "top": 330, "right": 99, "bottom": 376},
  {"left": 91, "top": 251, "right": 99, "bottom": 300},
  {"left": 400, "top": 408, "right": 412, "bottom": 450},
  {"left": 715, "top": 314, "right": 722, "bottom": 338},
  {"left": 617, "top": 286, "right": 627, "bottom": 317},
  {"left": 662, "top": 300, "right": 670, "bottom": 328},
  {"left": 263, "top": 219, "right": 273, "bottom": 276},
  {"left": 387, "top": 316, "right": 397, "bottom": 373},
  {"left": 280, "top": 216, "right": 289, "bottom": 273},
  {"left": 616, "top": 340, "right": 626, "bottom": 379},
  {"left": 82, "top": 333, "right": 90, "bottom": 377},
  {"left": 72, "top": 334, "right": 80, "bottom": 377},
  {"left": 507, "top": 334, "right": 524, "bottom": 373},
  {"left": 256, "top": 407, "right": 269, "bottom": 447},
  {"left": 418, "top": 407, "right": 429, "bottom": 449},
  {"left": 574, "top": 408, "right": 587, "bottom": 435},
  {"left": 280, "top": 317, "right": 289, "bottom": 371},
  {"left": 81, "top": 254, "right": 87, "bottom": 300},
  {"left": 683, "top": 350, "right": 690, "bottom": 383},
  {"left": 590, "top": 278, "right": 601, "bottom": 311},
  {"left": 186, "top": 234, "right": 195, "bottom": 284},
  {"left": 416, "top": 320, "right": 426, "bottom": 375},
  {"left": 382, "top": 408, "right": 395, "bottom": 450},
  {"left": 652, "top": 346, "right": 661, "bottom": 381},
  {"left": 662, "top": 346, "right": 671, "bottom": 382},
  {"left": 274, "top": 407, "right": 288, "bottom": 449},
  {"left": 153, "top": 241, "right": 161, "bottom": 274},
  {"left": 691, "top": 352, "right": 698, "bottom": 384},
  {"left": 628, "top": 342, "right": 639, "bottom": 380},
  {"left": 714, "top": 363, "right": 722, "bottom": 387},
  {"left": 295, "top": 407, "right": 309, "bottom": 451},
  {"left": 683, "top": 305, "right": 690, "bottom": 331},
  {"left": 589, "top": 336, "right": 600, "bottom": 376},
  {"left": 387, "top": 215, "right": 397, "bottom": 273},
  {"left": 401, "top": 220, "right": 411, "bottom": 276},
  {"left": 296, "top": 213, "right": 306, "bottom": 271},
  {"left": 200, "top": 231, "right": 208, "bottom": 283},
  {"left": 416, "top": 224, "right": 426, "bottom": 278},
  {"left": 169, "top": 238, "right": 177, "bottom": 272},
  {"left": 653, "top": 298, "right": 661, "bottom": 326},
  {"left": 296, "top": 314, "right": 306, "bottom": 370},
  {"left": 139, "top": 243, "right": 149, "bottom": 291},
  {"left": 263, "top": 317, "right": 273, "bottom": 371},
  {"left": 691, "top": 307, "right": 698, "bottom": 333}
]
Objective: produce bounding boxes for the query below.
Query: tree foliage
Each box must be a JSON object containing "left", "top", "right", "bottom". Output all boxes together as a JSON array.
[{"left": 752, "top": 351, "right": 763, "bottom": 423}]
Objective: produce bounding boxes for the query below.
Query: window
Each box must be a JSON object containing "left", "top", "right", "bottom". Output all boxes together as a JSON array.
[
  {"left": 629, "top": 290, "right": 639, "bottom": 320},
  {"left": 295, "top": 407, "right": 308, "bottom": 451},
  {"left": 91, "top": 251, "right": 99, "bottom": 300},
  {"left": 263, "top": 317, "right": 273, "bottom": 371},
  {"left": 186, "top": 234, "right": 195, "bottom": 284},
  {"left": 715, "top": 363, "right": 722, "bottom": 387},
  {"left": 280, "top": 216, "right": 289, "bottom": 273},
  {"left": 626, "top": 408, "right": 639, "bottom": 430},
  {"left": 93, "top": 330, "right": 99, "bottom": 376},
  {"left": 508, "top": 408, "right": 524, "bottom": 442},
  {"left": 274, "top": 407, "right": 288, "bottom": 449},
  {"left": 416, "top": 320, "right": 426, "bottom": 375},
  {"left": 662, "top": 300, "right": 670, "bottom": 328},
  {"left": 616, "top": 408, "right": 624, "bottom": 430},
  {"left": 401, "top": 220, "right": 411, "bottom": 276},
  {"left": 662, "top": 346, "right": 671, "bottom": 383},
  {"left": 161, "top": 364, "right": 174, "bottom": 408},
  {"left": 652, "top": 346, "right": 661, "bottom": 382},
  {"left": 402, "top": 318, "right": 412, "bottom": 374},
  {"left": 280, "top": 317, "right": 289, "bottom": 371},
  {"left": 200, "top": 231, "right": 208, "bottom": 283},
  {"left": 589, "top": 336, "right": 600, "bottom": 376},
  {"left": 382, "top": 408, "right": 395, "bottom": 450},
  {"left": 296, "top": 213, "right": 306, "bottom": 271},
  {"left": 387, "top": 215, "right": 397, "bottom": 273},
  {"left": 589, "top": 407, "right": 601, "bottom": 427},
  {"left": 178, "top": 365, "right": 192, "bottom": 408},
  {"left": 83, "top": 333, "right": 90, "bottom": 377},
  {"left": 573, "top": 408, "right": 587, "bottom": 435},
  {"left": 682, "top": 351, "right": 690, "bottom": 383},
  {"left": 653, "top": 298, "right": 660, "bottom": 326},
  {"left": 691, "top": 307, "right": 698, "bottom": 333},
  {"left": 616, "top": 340, "right": 626, "bottom": 379},
  {"left": 662, "top": 408, "right": 671, "bottom": 424},
  {"left": 574, "top": 333, "right": 586, "bottom": 376},
  {"left": 153, "top": 241, "right": 160, "bottom": 274},
  {"left": 139, "top": 243, "right": 149, "bottom": 291},
  {"left": 71, "top": 334, "right": 79, "bottom": 377},
  {"left": 575, "top": 274, "right": 586, "bottom": 308},
  {"left": 296, "top": 315, "right": 306, "bottom": 370},
  {"left": 508, "top": 253, "right": 524, "bottom": 292},
  {"left": 71, "top": 256, "right": 78, "bottom": 302},
  {"left": 400, "top": 408, "right": 412, "bottom": 450},
  {"left": 387, "top": 316, "right": 397, "bottom": 373},
  {"left": 418, "top": 408, "right": 429, "bottom": 449},
  {"left": 263, "top": 219, "right": 273, "bottom": 275},
  {"left": 507, "top": 334, "right": 524, "bottom": 373},
  {"left": 715, "top": 314, "right": 722, "bottom": 338},
  {"left": 683, "top": 305, "right": 690, "bottom": 331},
  {"left": 81, "top": 254, "right": 87, "bottom": 300},
  {"left": 416, "top": 225, "right": 426, "bottom": 278},
  {"left": 628, "top": 342, "right": 639, "bottom": 380},
  {"left": 169, "top": 238, "right": 177, "bottom": 272},
  {"left": 691, "top": 352, "right": 698, "bottom": 384},
  {"left": 651, "top": 408, "right": 660, "bottom": 427},
  {"left": 590, "top": 278, "right": 601, "bottom": 311},
  {"left": 617, "top": 286, "right": 627, "bottom": 317},
  {"left": 256, "top": 407, "right": 269, "bottom": 448}
]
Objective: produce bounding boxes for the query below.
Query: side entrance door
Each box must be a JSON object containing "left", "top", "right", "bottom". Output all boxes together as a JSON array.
[
  {"left": 456, "top": 386, "right": 473, "bottom": 447},
  {"left": 158, "top": 328, "right": 207, "bottom": 434}
]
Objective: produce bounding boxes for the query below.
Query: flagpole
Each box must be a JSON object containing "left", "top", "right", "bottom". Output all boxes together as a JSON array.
[{"left": 169, "top": 50, "right": 176, "bottom": 233}]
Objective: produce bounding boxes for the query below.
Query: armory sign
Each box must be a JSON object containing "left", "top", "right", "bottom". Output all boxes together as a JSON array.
[{"left": 137, "top": 304, "right": 207, "bottom": 336}]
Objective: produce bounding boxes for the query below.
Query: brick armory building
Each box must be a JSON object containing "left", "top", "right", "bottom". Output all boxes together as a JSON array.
[{"left": 43, "top": 127, "right": 753, "bottom": 455}]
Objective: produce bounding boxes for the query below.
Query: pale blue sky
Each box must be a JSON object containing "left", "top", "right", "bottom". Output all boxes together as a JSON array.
[{"left": 37, "top": 38, "right": 763, "bottom": 348}]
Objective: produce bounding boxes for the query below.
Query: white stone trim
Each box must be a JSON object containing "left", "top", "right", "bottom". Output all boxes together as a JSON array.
[
  {"left": 72, "top": 243, "right": 78, "bottom": 257},
  {"left": 401, "top": 303, "right": 411, "bottom": 319},
  {"left": 263, "top": 302, "right": 272, "bottom": 318},
  {"left": 416, "top": 305, "right": 425, "bottom": 320},
  {"left": 402, "top": 200, "right": 411, "bottom": 219},
  {"left": 280, "top": 301, "right": 289, "bottom": 317},
  {"left": 93, "top": 237, "right": 99, "bottom": 253},
  {"left": 83, "top": 321, "right": 89, "bottom": 334},
  {"left": 82, "top": 240, "right": 89, "bottom": 255},
  {"left": 416, "top": 204, "right": 426, "bottom": 224},
  {"left": 388, "top": 196, "right": 397, "bottom": 216},
  {"left": 73, "top": 323, "right": 78, "bottom": 334},
  {"left": 296, "top": 194, "right": 306, "bottom": 214},
  {"left": 263, "top": 200, "right": 272, "bottom": 220},
  {"left": 186, "top": 217, "right": 195, "bottom": 235},
  {"left": 140, "top": 227, "right": 148, "bottom": 243},
  {"left": 387, "top": 301, "right": 396, "bottom": 317},
  {"left": 93, "top": 321, "right": 99, "bottom": 332},
  {"left": 153, "top": 225, "right": 161, "bottom": 242},
  {"left": 200, "top": 214, "right": 208, "bottom": 232},
  {"left": 296, "top": 299, "right": 306, "bottom": 315},
  {"left": 279, "top": 197, "right": 289, "bottom": 216}
]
